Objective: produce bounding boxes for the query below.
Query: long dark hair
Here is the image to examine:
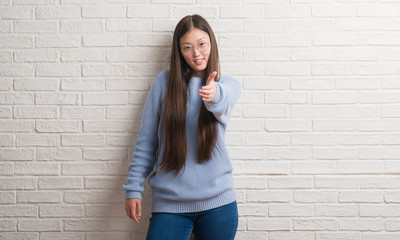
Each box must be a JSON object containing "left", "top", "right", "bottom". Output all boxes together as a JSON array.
[{"left": 160, "top": 14, "right": 220, "bottom": 176}]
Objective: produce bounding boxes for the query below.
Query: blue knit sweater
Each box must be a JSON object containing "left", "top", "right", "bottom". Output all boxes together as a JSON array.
[{"left": 123, "top": 70, "right": 241, "bottom": 213}]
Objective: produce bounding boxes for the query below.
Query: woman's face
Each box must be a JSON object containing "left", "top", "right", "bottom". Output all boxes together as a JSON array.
[{"left": 179, "top": 27, "right": 211, "bottom": 78}]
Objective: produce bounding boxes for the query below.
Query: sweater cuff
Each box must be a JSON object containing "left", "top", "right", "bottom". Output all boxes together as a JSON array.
[
  {"left": 209, "top": 82, "right": 221, "bottom": 104},
  {"left": 125, "top": 191, "right": 142, "bottom": 200}
]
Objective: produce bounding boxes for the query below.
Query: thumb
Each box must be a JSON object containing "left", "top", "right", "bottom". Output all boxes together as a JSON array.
[{"left": 206, "top": 71, "right": 217, "bottom": 86}]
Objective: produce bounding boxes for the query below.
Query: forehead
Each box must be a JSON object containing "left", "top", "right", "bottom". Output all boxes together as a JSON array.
[{"left": 180, "top": 27, "right": 210, "bottom": 44}]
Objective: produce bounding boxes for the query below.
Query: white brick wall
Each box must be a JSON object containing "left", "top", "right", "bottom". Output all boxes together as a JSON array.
[{"left": 1, "top": 0, "right": 400, "bottom": 239}]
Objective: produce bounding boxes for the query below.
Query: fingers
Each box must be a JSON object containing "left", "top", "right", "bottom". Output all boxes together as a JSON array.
[
  {"left": 125, "top": 199, "right": 141, "bottom": 224},
  {"left": 206, "top": 71, "right": 217, "bottom": 86}
]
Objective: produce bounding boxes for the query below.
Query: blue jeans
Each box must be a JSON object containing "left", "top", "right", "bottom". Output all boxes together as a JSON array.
[{"left": 146, "top": 201, "right": 238, "bottom": 240}]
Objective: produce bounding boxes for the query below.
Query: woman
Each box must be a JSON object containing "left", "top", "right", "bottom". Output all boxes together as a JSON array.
[{"left": 123, "top": 14, "right": 241, "bottom": 240}]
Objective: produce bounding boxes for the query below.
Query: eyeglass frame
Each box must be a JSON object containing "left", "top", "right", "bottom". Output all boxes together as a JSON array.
[{"left": 180, "top": 42, "right": 210, "bottom": 56}]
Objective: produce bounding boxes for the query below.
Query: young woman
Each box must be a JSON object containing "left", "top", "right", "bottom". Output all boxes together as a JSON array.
[{"left": 123, "top": 14, "right": 241, "bottom": 240}]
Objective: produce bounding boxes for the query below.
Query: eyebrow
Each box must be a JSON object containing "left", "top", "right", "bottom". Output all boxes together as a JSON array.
[{"left": 181, "top": 37, "right": 207, "bottom": 45}]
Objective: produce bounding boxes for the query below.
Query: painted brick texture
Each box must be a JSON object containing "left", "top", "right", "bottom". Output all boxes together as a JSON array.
[{"left": 1, "top": 1, "right": 400, "bottom": 239}]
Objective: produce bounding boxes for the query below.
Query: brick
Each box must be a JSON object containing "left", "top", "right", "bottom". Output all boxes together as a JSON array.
[
  {"left": 360, "top": 204, "right": 400, "bottom": 217},
  {"left": 244, "top": 77, "right": 289, "bottom": 90},
  {"left": 40, "top": 233, "right": 85, "bottom": 240},
  {"left": 0, "top": 120, "right": 34, "bottom": 132},
  {"left": 106, "top": 48, "right": 170, "bottom": 62},
  {"left": 336, "top": 19, "right": 380, "bottom": 31},
  {"left": 265, "top": 120, "right": 311, "bottom": 132},
  {"left": 357, "top": 4, "right": 398, "bottom": 17},
  {"left": 294, "top": 219, "right": 339, "bottom": 230},
  {"left": 267, "top": 33, "right": 310, "bottom": 47},
  {"left": 339, "top": 191, "right": 383, "bottom": 203},
  {"left": 358, "top": 33, "right": 400, "bottom": 46},
  {"left": 247, "top": 218, "right": 290, "bottom": 231},
  {"left": 0, "top": 233, "right": 39, "bottom": 240},
  {"left": 339, "top": 219, "right": 384, "bottom": 231},
  {"left": 313, "top": 120, "right": 356, "bottom": 131},
  {"left": 85, "top": 176, "right": 126, "bottom": 189},
  {"left": 36, "top": 93, "right": 80, "bottom": 105},
  {"left": 361, "top": 176, "right": 400, "bottom": 189},
  {"left": 313, "top": 91, "right": 357, "bottom": 104},
  {"left": 61, "top": 107, "right": 104, "bottom": 119},
  {"left": 82, "top": 64, "right": 126, "bottom": 77},
  {"left": 0, "top": 134, "right": 13, "bottom": 147},
  {"left": 291, "top": 78, "right": 334, "bottom": 90},
  {"left": 61, "top": 49, "right": 105, "bottom": 62},
  {"left": 291, "top": 134, "right": 334, "bottom": 146},
  {"left": 294, "top": 191, "right": 338, "bottom": 203},
  {"left": 0, "top": 191, "right": 15, "bottom": 203},
  {"left": 15, "top": 162, "right": 59, "bottom": 175},
  {"left": 39, "top": 177, "right": 83, "bottom": 189},
  {"left": 1, "top": 92, "right": 34, "bottom": 104},
  {"left": 0, "top": 149, "right": 35, "bottom": 161},
  {"left": 106, "top": 19, "right": 151, "bottom": 32},
  {"left": 268, "top": 176, "right": 314, "bottom": 189},
  {"left": 0, "top": 205, "right": 37, "bottom": 217},
  {"left": 362, "top": 233, "right": 400, "bottom": 240},
  {"left": 64, "top": 190, "right": 123, "bottom": 203},
  {"left": 315, "top": 204, "right": 358, "bottom": 217},
  {"left": 385, "top": 191, "right": 400, "bottom": 203},
  {"left": 36, "top": 35, "right": 81, "bottom": 48},
  {"left": 243, "top": 104, "right": 287, "bottom": 118},
  {"left": 35, "top": 6, "right": 81, "bottom": 19},
  {"left": 62, "top": 79, "right": 105, "bottom": 91},
  {"left": 221, "top": 6, "right": 263, "bottom": 19},
  {"left": 360, "top": 147, "right": 400, "bottom": 159},
  {"left": 83, "top": 33, "right": 126, "bottom": 47},
  {"left": 234, "top": 176, "right": 266, "bottom": 189},
  {"left": 312, "top": 6, "right": 356, "bottom": 17},
  {"left": 85, "top": 203, "right": 126, "bottom": 217},
  {"left": 14, "top": 79, "right": 59, "bottom": 91},
  {"left": 313, "top": 148, "right": 358, "bottom": 160},
  {"left": 312, "top": 63, "right": 356, "bottom": 76},
  {"left": 336, "top": 134, "right": 380, "bottom": 145},
  {"left": 0, "top": 6, "right": 32, "bottom": 19},
  {"left": 291, "top": 106, "right": 335, "bottom": 119},
  {"left": 247, "top": 190, "right": 291, "bottom": 203},
  {"left": 62, "top": 135, "right": 105, "bottom": 147},
  {"left": 267, "top": 62, "right": 310, "bottom": 76},
  {"left": 316, "top": 176, "right": 360, "bottom": 189},
  {"left": 14, "top": 20, "right": 57, "bottom": 33},
  {"left": 227, "top": 147, "right": 264, "bottom": 160},
  {"left": 87, "top": 232, "right": 133, "bottom": 240},
  {"left": 127, "top": 5, "right": 170, "bottom": 18},
  {"left": 61, "top": 20, "right": 103, "bottom": 33},
  {"left": 292, "top": 161, "right": 336, "bottom": 174},
  {"left": 290, "top": 19, "right": 333, "bottom": 32},
  {"left": 36, "top": 148, "right": 81, "bottom": 161},
  {"left": 62, "top": 162, "right": 107, "bottom": 175},
  {"left": 0, "top": 64, "right": 35, "bottom": 77},
  {"left": 128, "top": 33, "right": 172, "bottom": 47},
  {"left": 36, "top": 120, "right": 80, "bottom": 133},
  {"left": 270, "top": 204, "right": 313, "bottom": 217},
  {"left": 40, "top": 205, "right": 84, "bottom": 217},
  {"left": 291, "top": 48, "right": 334, "bottom": 61},
  {"left": 0, "top": 219, "right": 16, "bottom": 231},
  {"left": 36, "top": 63, "right": 80, "bottom": 77},
  {"left": 270, "top": 232, "right": 314, "bottom": 240},
  {"left": 244, "top": 19, "right": 287, "bottom": 32},
  {"left": 268, "top": 92, "right": 309, "bottom": 104},
  {"left": 336, "top": 105, "right": 380, "bottom": 118},
  {"left": 14, "top": 106, "right": 57, "bottom": 119},
  {"left": 359, "top": 91, "right": 400, "bottom": 103},
  {"left": 106, "top": 106, "right": 143, "bottom": 119},
  {"left": 174, "top": 6, "right": 218, "bottom": 19},
  {"left": 243, "top": 161, "right": 289, "bottom": 174},
  {"left": 82, "top": 6, "right": 125, "bottom": 18},
  {"left": 266, "top": 5, "right": 311, "bottom": 18},
  {"left": 17, "top": 191, "right": 61, "bottom": 203},
  {"left": 338, "top": 161, "right": 383, "bottom": 174},
  {"left": 18, "top": 219, "right": 61, "bottom": 231},
  {"left": 265, "top": 147, "right": 311, "bottom": 160},
  {"left": 245, "top": 133, "right": 289, "bottom": 146},
  {"left": 238, "top": 203, "right": 268, "bottom": 216}
]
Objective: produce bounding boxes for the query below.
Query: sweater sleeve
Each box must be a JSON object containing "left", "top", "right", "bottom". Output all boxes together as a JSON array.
[
  {"left": 122, "top": 72, "right": 165, "bottom": 199},
  {"left": 204, "top": 76, "right": 241, "bottom": 125}
]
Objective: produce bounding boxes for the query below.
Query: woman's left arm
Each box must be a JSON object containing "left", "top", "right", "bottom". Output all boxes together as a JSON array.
[{"left": 199, "top": 71, "right": 241, "bottom": 125}]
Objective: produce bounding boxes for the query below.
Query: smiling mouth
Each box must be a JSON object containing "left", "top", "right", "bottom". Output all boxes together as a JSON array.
[{"left": 194, "top": 58, "right": 204, "bottom": 65}]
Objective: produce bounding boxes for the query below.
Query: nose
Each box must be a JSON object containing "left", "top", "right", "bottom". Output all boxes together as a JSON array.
[{"left": 193, "top": 47, "right": 201, "bottom": 56}]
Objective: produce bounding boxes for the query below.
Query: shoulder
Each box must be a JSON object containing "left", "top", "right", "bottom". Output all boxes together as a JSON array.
[{"left": 151, "top": 70, "right": 169, "bottom": 90}]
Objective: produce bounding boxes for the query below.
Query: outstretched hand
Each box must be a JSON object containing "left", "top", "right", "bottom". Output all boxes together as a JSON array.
[{"left": 199, "top": 71, "right": 217, "bottom": 102}]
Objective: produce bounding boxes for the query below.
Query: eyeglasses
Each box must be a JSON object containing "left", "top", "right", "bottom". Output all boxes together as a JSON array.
[{"left": 180, "top": 42, "right": 210, "bottom": 56}]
